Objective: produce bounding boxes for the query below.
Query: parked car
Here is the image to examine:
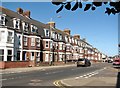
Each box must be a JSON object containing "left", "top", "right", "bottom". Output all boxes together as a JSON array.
[
  {"left": 108, "top": 59, "right": 113, "bottom": 63},
  {"left": 77, "top": 58, "right": 91, "bottom": 67},
  {"left": 113, "top": 58, "right": 120, "bottom": 68}
]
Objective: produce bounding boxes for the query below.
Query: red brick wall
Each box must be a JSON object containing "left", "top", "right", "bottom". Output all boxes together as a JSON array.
[
  {"left": 0, "top": 62, "right": 5, "bottom": 69},
  {"left": 0, "top": 61, "right": 29, "bottom": 69}
]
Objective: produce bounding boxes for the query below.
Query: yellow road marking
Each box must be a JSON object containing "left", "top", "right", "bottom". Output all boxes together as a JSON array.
[{"left": 53, "top": 80, "right": 66, "bottom": 88}]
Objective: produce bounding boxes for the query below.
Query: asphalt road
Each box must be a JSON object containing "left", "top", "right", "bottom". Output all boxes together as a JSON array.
[{"left": 2, "top": 63, "right": 113, "bottom": 86}]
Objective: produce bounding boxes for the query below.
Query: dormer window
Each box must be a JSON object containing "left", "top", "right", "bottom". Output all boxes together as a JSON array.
[
  {"left": 22, "top": 22, "right": 29, "bottom": 32},
  {"left": 75, "top": 39, "right": 77, "bottom": 44},
  {"left": 55, "top": 33, "right": 58, "bottom": 40},
  {"left": 65, "top": 36, "right": 68, "bottom": 42},
  {"left": 72, "top": 38, "right": 74, "bottom": 43},
  {"left": 0, "top": 14, "right": 6, "bottom": 26},
  {"left": 44, "top": 29, "right": 49, "bottom": 37},
  {"left": 31, "top": 25, "right": 38, "bottom": 33},
  {"left": 52, "top": 32, "right": 55, "bottom": 38},
  {"left": 69, "top": 37, "right": 71, "bottom": 43},
  {"left": 13, "top": 18, "right": 20, "bottom": 29},
  {"left": 59, "top": 34, "right": 62, "bottom": 40}
]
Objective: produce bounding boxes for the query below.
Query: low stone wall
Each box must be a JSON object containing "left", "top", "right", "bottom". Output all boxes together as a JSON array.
[{"left": 0, "top": 61, "right": 29, "bottom": 69}]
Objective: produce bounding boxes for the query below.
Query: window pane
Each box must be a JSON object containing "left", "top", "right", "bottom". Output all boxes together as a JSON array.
[
  {"left": 17, "top": 51, "right": 20, "bottom": 60},
  {"left": 0, "top": 56, "right": 4, "bottom": 61},
  {"left": 0, "top": 49, "right": 4, "bottom": 55},
  {"left": 8, "top": 50, "right": 12, "bottom": 55}
]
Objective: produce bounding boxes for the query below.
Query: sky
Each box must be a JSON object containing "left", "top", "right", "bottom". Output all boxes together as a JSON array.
[{"left": 1, "top": 2, "right": 118, "bottom": 56}]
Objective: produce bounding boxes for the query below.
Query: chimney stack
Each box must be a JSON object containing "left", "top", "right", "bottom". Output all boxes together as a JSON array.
[
  {"left": 74, "top": 34, "right": 80, "bottom": 39},
  {"left": 23, "top": 10, "right": 31, "bottom": 18},
  {"left": 63, "top": 29, "right": 71, "bottom": 35},
  {"left": 48, "top": 22, "right": 56, "bottom": 28},
  {"left": 17, "top": 8, "right": 23, "bottom": 14}
]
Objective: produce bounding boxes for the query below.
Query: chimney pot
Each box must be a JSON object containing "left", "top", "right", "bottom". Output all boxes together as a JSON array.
[
  {"left": 63, "top": 29, "right": 71, "bottom": 35},
  {"left": 23, "top": 10, "right": 31, "bottom": 18},
  {"left": 48, "top": 22, "right": 55, "bottom": 28},
  {"left": 17, "top": 8, "right": 23, "bottom": 14},
  {"left": 74, "top": 34, "right": 80, "bottom": 39}
]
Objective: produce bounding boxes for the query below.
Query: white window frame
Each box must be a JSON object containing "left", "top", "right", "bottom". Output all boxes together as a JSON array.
[
  {"left": 44, "top": 29, "right": 49, "bottom": 37},
  {"left": 75, "top": 39, "right": 77, "bottom": 44},
  {"left": 24, "top": 36, "right": 27, "bottom": 46},
  {"left": 55, "top": 33, "right": 57, "bottom": 40},
  {"left": 59, "top": 44, "right": 62, "bottom": 50},
  {"left": 36, "top": 38, "right": 40, "bottom": 47},
  {"left": 0, "top": 49, "right": 4, "bottom": 61},
  {"left": 45, "top": 41, "right": 49, "bottom": 48},
  {"left": 22, "top": 22, "right": 29, "bottom": 32},
  {"left": 31, "top": 52, "right": 34, "bottom": 61},
  {"left": 31, "top": 25, "right": 38, "bottom": 33},
  {"left": 59, "top": 54, "right": 62, "bottom": 61},
  {"left": 52, "top": 32, "right": 54, "bottom": 38},
  {"left": 7, "top": 31, "right": 13, "bottom": 43},
  {"left": 0, "top": 30, "right": 5, "bottom": 42},
  {"left": 69, "top": 37, "right": 71, "bottom": 43},
  {"left": 50, "top": 41, "right": 53, "bottom": 48},
  {"left": 45, "top": 53, "right": 49, "bottom": 62},
  {"left": 59, "top": 34, "right": 62, "bottom": 40},
  {"left": 31, "top": 38, "right": 35, "bottom": 46},
  {"left": 72, "top": 38, "right": 74, "bottom": 43},
  {"left": 0, "top": 14, "right": 6, "bottom": 26},
  {"left": 65, "top": 36, "right": 68, "bottom": 42},
  {"left": 13, "top": 18, "right": 20, "bottom": 29}
]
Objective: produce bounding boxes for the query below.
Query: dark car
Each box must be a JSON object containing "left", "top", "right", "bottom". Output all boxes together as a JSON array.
[{"left": 77, "top": 58, "right": 91, "bottom": 67}]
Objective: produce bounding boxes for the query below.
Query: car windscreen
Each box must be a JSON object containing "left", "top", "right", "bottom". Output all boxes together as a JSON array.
[
  {"left": 115, "top": 60, "right": 119, "bottom": 62},
  {"left": 78, "top": 59, "right": 84, "bottom": 61}
]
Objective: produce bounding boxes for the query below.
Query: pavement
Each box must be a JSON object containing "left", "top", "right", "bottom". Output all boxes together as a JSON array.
[
  {"left": 0, "top": 64, "right": 76, "bottom": 74},
  {"left": 60, "top": 66, "right": 120, "bottom": 88},
  {"left": 0, "top": 61, "right": 99, "bottom": 74}
]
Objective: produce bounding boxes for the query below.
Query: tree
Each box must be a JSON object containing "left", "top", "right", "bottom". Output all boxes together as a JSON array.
[{"left": 52, "top": 0, "right": 120, "bottom": 15}]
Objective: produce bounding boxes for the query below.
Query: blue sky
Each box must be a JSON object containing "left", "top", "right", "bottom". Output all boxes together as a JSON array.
[{"left": 2, "top": 2, "right": 118, "bottom": 56}]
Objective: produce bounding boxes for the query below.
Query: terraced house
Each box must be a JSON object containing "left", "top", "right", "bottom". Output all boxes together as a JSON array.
[{"left": 0, "top": 7, "right": 104, "bottom": 69}]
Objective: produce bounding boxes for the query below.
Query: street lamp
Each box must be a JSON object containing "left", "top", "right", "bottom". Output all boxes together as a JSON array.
[{"left": 49, "top": 16, "right": 61, "bottom": 66}]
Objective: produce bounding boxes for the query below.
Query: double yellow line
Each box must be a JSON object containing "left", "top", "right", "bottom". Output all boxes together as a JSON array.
[{"left": 53, "top": 80, "right": 66, "bottom": 88}]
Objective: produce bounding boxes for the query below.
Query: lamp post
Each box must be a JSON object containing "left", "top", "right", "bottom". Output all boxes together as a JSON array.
[{"left": 49, "top": 16, "right": 61, "bottom": 66}]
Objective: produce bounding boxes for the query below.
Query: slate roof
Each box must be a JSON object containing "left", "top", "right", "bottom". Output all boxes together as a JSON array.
[{"left": 0, "top": 6, "right": 46, "bottom": 37}]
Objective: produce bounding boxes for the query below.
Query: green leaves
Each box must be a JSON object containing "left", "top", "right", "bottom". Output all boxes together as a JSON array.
[
  {"left": 84, "top": 4, "right": 91, "bottom": 11},
  {"left": 65, "top": 2, "right": 71, "bottom": 10},
  {"left": 93, "top": 2, "right": 102, "bottom": 7},
  {"left": 91, "top": 7, "right": 96, "bottom": 11},
  {"left": 56, "top": 5, "right": 64, "bottom": 13},
  {"left": 79, "top": 2, "right": 82, "bottom": 8},
  {"left": 71, "top": 2, "right": 78, "bottom": 11},
  {"left": 52, "top": 2, "right": 62, "bottom": 5},
  {"left": 53, "top": 1, "right": 120, "bottom": 15}
]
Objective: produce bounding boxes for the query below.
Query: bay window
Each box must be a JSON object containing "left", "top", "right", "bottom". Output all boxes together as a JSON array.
[
  {"left": 31, "top": 38, "right": 35, "bottom": 46},
  {"left": 0, "top": 49, "right": 4, "bottom": 61},
  {"left": 7, "top": 50, "right": 12, "bottom": 61},
  {"left": 24, "top": 36, "right": 27, "bottom": 46},
  {"left": 36, "top": 38, "right": 40, "bottom": 47},
  {"left": 0, "top": 31, "right": 5, "bottom": 42},
  {"left": 7, "top": 31, "right": 13, "bottom": 43}
]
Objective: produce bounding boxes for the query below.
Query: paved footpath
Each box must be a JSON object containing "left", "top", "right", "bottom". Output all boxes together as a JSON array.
[
  {"left": 0, "top": 64, "right": 76, "bottom": 75},
  {"left": 60, "top": 66, "right": 120, "bottom": 88}
]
